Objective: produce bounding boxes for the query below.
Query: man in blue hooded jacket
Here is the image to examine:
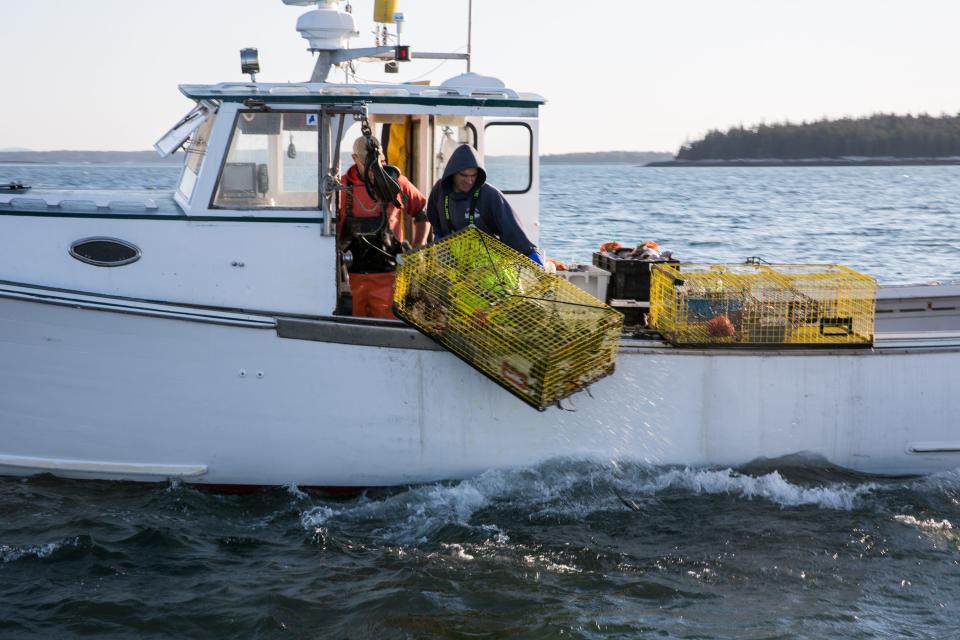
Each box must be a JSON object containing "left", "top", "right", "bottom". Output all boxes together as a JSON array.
[{"left": 426, "top": 144, "right": 544, "bottom": 266}]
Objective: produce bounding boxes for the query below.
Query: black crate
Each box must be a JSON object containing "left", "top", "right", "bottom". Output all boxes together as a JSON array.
[
  {"left": 609, "top": 298, "right": 648, "bottom": 327},
  {"left": 593, "top": 252, "right": 678, "bottom": 302}
]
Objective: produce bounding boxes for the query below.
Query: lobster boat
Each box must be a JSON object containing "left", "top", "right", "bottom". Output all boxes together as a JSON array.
[{"left": 1, "top": 0, "right": 958, "bottom": 487}]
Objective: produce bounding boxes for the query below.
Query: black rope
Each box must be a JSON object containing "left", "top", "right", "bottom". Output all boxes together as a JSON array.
[
  {"left": 475, "top": 227, "right": 509, "bottom": 290},
  {"left": 359, "top": 116, "right": 402, "bottom": 208},
  {"left": 473, "top": 228, "right": 608, "bottom": 310},
  {"left": 506, "top": 293, "right": 609, "bottom": 310},
  {"left": 358, "top": 234, "right": 397, "bottom": 262}
]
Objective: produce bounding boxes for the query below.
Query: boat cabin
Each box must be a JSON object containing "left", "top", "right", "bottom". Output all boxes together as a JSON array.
[
  {"left": 0, "top": 74, "right": 545, "bottom": 319},
  {"left": 156, "top": 75, "right": 545, "bottom": 315}
]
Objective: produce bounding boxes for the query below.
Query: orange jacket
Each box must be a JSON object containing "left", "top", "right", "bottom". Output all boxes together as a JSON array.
[{"left": 338, "top": 164, "right": 426, "bottom": 244}]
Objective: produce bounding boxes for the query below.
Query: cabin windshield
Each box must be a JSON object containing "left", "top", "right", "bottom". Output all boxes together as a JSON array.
[
  {"left": 177, "top": 114, "right": 216, "bottom": 201},
  {"left": 212, "top": 111, "right": 320, "bottom": 209}
]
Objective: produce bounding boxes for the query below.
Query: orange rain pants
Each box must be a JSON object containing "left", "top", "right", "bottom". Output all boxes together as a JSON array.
[{"left": 349, "top": 272, "right": 397, "bottom": 319}]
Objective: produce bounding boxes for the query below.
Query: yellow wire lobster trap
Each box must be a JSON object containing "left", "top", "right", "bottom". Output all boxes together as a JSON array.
[
  {"left": 393, "top": 227, "right": 624, "bottom": 410},
  {"left": 649, "top": 263, "right": 877, "bottom": 347}
]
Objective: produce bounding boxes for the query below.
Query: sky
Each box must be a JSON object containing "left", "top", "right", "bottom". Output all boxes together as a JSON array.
[{"left": 3, "top": 0, "right": 960, "bottom": 154}]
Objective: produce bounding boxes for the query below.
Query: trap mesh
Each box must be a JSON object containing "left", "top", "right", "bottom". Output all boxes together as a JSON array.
[
  {"left": 649, "top": 263, "right": 876, "bottom": 347},
  {"left": 393, "top": 227, "right": 624, "bottom": 410}
]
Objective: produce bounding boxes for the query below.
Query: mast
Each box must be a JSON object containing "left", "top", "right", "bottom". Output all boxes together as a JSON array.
[
  {"left": 467, "top": 0, "right": 473, "bottom": 72},
  {"left": 281, "top": 0, "right": 470, "bottom": 83}
]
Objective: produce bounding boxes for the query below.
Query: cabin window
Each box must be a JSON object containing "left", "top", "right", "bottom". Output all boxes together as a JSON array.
[
  {"left": 212, "top": 111, "right": 320, "bottom": 209},
  {"left": 177, "top": 114, "right": 216, "bottom": 200},
  {"left": 483, "top": 122, "right": 532, "bottom": 194},
  {"left": 69, "top": 238, "right": 141, "bottom": 267}
]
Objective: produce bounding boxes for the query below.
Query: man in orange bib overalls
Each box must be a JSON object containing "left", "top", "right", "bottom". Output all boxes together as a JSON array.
[{"left": 338, "top": 136, "right": 428, "bottom": 318}]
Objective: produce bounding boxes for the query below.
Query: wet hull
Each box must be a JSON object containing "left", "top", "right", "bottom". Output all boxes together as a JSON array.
[{"left": 1, "top": 285, "right": 959, "bottom": 486}]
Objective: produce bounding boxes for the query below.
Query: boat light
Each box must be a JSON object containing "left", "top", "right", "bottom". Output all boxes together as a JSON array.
[{"left": 240, "top": 48, "right": 260, "bottom": 82}]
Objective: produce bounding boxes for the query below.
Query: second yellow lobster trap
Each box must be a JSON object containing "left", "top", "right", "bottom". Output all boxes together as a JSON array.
[
  {"left": 393, "top": 227, "right": 624, "bottom": 410},
  {"left": 649, "top": 263, "right": 877, "bottom": 347}
]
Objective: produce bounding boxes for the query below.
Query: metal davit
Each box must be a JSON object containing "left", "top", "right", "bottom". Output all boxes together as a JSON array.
[{"left": 393, "top": 227, "right": 623, "bottom": 410}]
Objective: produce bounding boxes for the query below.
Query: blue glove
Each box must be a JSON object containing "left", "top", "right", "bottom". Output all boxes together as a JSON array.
[{"left": 527, "top": 249, "right": 544, "bottom": 267}]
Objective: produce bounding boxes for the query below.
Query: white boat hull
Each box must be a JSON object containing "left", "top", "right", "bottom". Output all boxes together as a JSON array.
[{"left": 2, "top": 286, "right": 959, "bottom": 486}]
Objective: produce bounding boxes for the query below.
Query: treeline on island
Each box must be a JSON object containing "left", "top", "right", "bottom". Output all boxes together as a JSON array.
[
  {"left": 676, "top": 113, "right": 960, "bottom": 161},
  {"left": 541, "top": 151, "right": 672, "bottom": 165}
]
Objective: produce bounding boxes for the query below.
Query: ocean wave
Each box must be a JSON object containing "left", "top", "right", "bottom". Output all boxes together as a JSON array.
[
  {"left": 300, "top": 478, "right": 492, "bottom": 545},
  {"left": 0, "top": 537, "right": 80, "bottom": 563},
  {"left": 297, "top": 459, "right": 884, "bottom": 547},
  {"left": 893, "top": 514, "right": 953, "bottom": 531},
  {"left": 640, "top": 467, "right": 876, "bottom": 510}
]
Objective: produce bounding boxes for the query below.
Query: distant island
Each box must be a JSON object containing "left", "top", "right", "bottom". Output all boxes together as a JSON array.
[
  {"left": 541, "top": 151, "right": 673, "bottom": 165},
  {"left": 650, "top": 113, "right": 960, "bottom": 166}
]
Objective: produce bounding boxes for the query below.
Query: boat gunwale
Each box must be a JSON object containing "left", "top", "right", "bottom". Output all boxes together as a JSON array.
[{"left": 2, "top": 279, "right": 959, "bottom": 355}]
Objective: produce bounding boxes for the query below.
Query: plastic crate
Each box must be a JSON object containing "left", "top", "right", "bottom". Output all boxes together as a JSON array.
[
  {"left": 394, "top": 227, "right": 624, "bottom": 410},
  {"left": 555, "top": 263, "right": 611, "bottom": 301},
  {"left": 649, "top": 263, "right": 877, "bottom": 347},
  {"left": 593, "top": 251, "right": 678, "bottom": 302},
  {"left": 609, "top": 299, "right": 648, "bottom": 327}
]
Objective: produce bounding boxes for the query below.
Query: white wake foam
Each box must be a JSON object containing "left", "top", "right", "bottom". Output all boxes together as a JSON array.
[
  {"left": 301, "top": 477, "right": 494, "bottom": 544},
  {"left": 645, "top": 467, "right": 876, "bottom": 509},
  {"left": 299, "top": 461, "right": 882, "bottom": 546},
  {"left": 893, "top": 514, "right": 954, "bottom": 531},
  {"left": 1, "top": 540, "right": 67, "bottom": 563}
]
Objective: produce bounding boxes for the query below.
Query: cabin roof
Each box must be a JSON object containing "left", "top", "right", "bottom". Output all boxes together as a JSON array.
[{"left": 179, "top": 81, "right": 546, "bottom": 110}]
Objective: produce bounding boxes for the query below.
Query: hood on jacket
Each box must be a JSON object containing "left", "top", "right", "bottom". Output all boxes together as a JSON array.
[
  {"left": 344, "top": 163, "right": 366, "bottom": 186},
  {"left": 441, "top": 144, "right": 487, "bottom": 191}
]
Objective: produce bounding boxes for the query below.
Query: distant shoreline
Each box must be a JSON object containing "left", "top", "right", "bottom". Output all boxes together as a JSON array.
[
  {"left": 647, "top": 158, "right": 960, "bottom": 167},
  {"left": 542, "top": 151, "right": 673, "bottom": 165},
  {"left": 0, "top": 151, "right": 181, "bottom": 165}
]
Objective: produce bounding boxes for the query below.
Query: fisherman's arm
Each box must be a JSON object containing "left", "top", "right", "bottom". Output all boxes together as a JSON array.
[
  {"left": 425, "top": 181, "right": 443, "bottom": 242},
  {"left": 488, "top": 189, "right": 542, "bottom": 266},
  {"left": 401, "top": 177, "right": 430, "bottom": 248}
]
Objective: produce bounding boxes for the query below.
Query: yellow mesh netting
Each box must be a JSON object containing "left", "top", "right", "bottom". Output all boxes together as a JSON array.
[
  {"left": 649, "top": 263, "right": 877, "bottom": 346},
  {"left": 393, "top": 227, "right": 624, "bottom": 410}
]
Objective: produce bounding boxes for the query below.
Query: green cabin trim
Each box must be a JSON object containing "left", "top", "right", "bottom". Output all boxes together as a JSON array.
[{"left": 180, "top": 88, "right": 544, "bottom": 110}]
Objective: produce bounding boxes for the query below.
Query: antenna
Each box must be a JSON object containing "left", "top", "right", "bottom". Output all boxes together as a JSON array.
[
  {"left": 280, "top": 0, "right": 471, "bottom": 82},
  {"left": 467, "top": 0, "right": 473, "bottom": 72}
]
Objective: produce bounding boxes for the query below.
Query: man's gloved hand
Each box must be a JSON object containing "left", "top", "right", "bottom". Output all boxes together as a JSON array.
[{"left": 527, "top": 249, "right": 545, "bottom": 268}]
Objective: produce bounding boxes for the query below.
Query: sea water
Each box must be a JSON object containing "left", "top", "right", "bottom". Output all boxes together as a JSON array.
[
  {"left": 0, "top": 163, "right": 958, "bottom": 638},
  {"left": 539, "top": 165, "right": 960, "bottom": 285},
  {"left": 4, "top": 163, "right": 958, "bottom": 283}
]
